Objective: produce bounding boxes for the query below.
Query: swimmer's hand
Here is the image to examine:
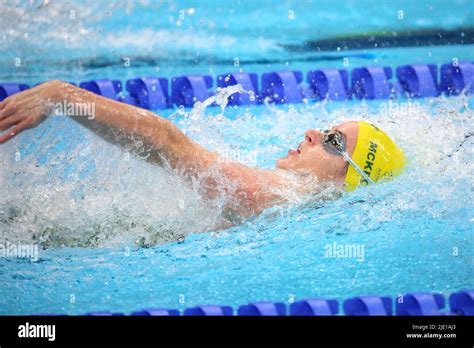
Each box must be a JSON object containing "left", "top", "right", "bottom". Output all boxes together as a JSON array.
[{"left": 0, "top": 80, "right": 62, "bottom": 144}]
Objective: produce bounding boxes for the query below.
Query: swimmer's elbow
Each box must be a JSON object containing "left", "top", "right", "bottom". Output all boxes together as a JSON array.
[
  {"left": 149, "top": 117, "right": 219, "bottom": 171},
  {"left": 151, "top": 117, "right": 188, "bottom": 152}
]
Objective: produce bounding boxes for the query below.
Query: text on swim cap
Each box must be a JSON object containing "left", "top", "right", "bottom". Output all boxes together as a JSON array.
[{"left": 360, "top": 141, "right": 377, "bottom": 186}]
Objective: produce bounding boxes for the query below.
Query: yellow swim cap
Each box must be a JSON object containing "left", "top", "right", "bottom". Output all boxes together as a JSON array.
[{"left": 345, "top": 122, "right": 406, "bottom": 192}]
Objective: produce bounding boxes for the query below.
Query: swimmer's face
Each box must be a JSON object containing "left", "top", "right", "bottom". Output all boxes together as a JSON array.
[{"left": 276, "top": 121, "right": 359, "bottom": 184}]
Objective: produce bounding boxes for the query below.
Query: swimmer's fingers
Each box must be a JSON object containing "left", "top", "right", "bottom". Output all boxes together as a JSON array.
[
  {"left": 0, "top": 83, "right": 48, "bottom": 118},
  {"left": 0, "top": 102, "right": 17, "bottom": 121},
  {"left": 0, "top": 98, "right": 34, "bottom": 124},
  {"left": 0, "top": 99, "right": 7, "bottom": 111},
  {"left": 0, "top": 120, "right": 29, "bottom": 144},
  {"left": 0, "top": 94, "right": 15, "bottom": 111},
  {"left": 0, "top": 113, "right": 23, "bottom": 131},
  {"left": 0, "top": 91, "right": 26, "bottom": 115},
  {"left": 0, "top": 104, "right": 45, "bottom": 144}
]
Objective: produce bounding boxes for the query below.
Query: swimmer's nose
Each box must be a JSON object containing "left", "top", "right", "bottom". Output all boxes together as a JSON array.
[{"left": 304, "top": 129, "right": 324, "bottom": 146}]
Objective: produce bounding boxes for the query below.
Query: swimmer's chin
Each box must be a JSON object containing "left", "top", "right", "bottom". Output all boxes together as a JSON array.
[
  {"left": 275, "top": 156, "right": 306, "bottom": 173},
  {"left": 275, "top": 158, "right": 285, "bottom": 169},
  {"left": 276, "top": 149, "right": 303, "bottom": 170},
  {"left": 275, "top": 155, "right": 292, "bottom": 170}
]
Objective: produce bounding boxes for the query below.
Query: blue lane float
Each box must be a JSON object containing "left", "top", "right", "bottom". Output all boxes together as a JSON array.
[
  {"left": 289, "top": 299, "right": 339, "bottom": 316},
  {"left": 130, "top": 308, "right": 180, "bottom": 316},
  {"left": 0, "top": 83, "right": 29, "bottom": 102},
  {"left": 183, "top": 305, "right": 233, "bottom": 316},
  {"left": 56, "top": 290, "right": 474, "bottom": 316},
  {"left": 237, "top": 301, "right": 287, "bottom": 316},
  {"left": 440, "top": 61, "right": 474, "bottom": 96},
  {"left": 307, "top": 68, "right": 351, "bottom": 101},
  {"left": 449, "top": 290, "right": 474, "bottom": 316},
  {"left": 396, "top": 64, "right": 439, "bottom": 98},
  {"left": 351, "top": 66, "right": 393, "bottom": 99},
  {"left": 171, "top": 75, "right": 213, "bottom": 107},
  {"left": 343, "top": 296, "right": 393, "bottom": 316},
  {"left": 85, "top": 311, "right": 124, "bottom": 316},
  {"left": 396, "top": 292, "right": 445, "bottom": 316},
  {"left": 217, "top": 72, "right": 259, "bottom": 105},
  {"left": 79, "top": 79, "right": 137, "bottom": 105},
  {"left": 261, "top": 71, "right": 304, "bottom": 104},
  {"left": 126, "top": 76, "right": 169, "bottom": 110},
  {"left": 79, "top": 79, "right": 123, "bottom": 100},
  {"left": 3, "top": 61, "right": 473, "bottom": 107}
]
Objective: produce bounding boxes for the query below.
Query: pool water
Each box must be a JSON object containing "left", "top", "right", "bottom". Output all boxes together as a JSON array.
[{"left": 0, "top": 0, "right": 473, "bottom": 314}]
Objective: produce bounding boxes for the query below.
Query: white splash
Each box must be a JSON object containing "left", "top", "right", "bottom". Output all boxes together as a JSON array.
[{"left": 191, "top": 84, "right": 252, "bottom": 118}]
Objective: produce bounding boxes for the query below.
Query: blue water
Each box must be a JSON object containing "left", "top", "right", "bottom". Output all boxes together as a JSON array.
[
  {"left": 0, "top": 0, "right": 473, "bottom": 314},
  {"left": 1, "top": 0, "right": 473, "bottom": 82}
]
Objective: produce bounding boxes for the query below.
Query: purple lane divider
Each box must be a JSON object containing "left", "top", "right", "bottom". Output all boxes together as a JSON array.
[
  {"left": 130, "top": 308, "right": 180, "bottom": 316},
  {"left": 184, "top": 305, "right": 233, "bottom": 316},
  {"left": 440, "top": 61, "right": 474, "bottom": 96},
  {"left": 126, "top": 76, "right": 169, "bottom": 110},
  {"left": 344, "top": 296, "right": 392, "bottom": 315},
  {"left": 396, "top": 292, "right": 445, "bottom": 316},
  {"left": 171, "top": 75, "right": 213, "bottom": 107},
  {"left": 79, "top": 79, "right": 123, "bottom": 100},
  {"left": 396, "top": 64, "right": 439, "bottom": 98},
  {"left": 0, "top": 83, "right": 29, "bottom": 101},
  {"left": 290, "top": 299, "right": 339, "bottom": 316},
  {"left": 261, "top": 71, "right": 304, "bottom": 104},
  {"left": 307, "top": 69, "right": 351, "bottom": 101},
  {"left": 238, "top": 301, "right": 286, "bottom": 316},
  {"left": 449, "top": 289, "right": 474, "bottom": 315},
  {"left": 351, "top": 66, "right": 393, "bottom": 99},
  {"left": 217, "top": 72, "right": 259, "bottom": 105}
]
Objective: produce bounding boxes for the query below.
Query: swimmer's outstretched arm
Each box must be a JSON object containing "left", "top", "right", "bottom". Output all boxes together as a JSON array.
[
  {"left": 0, "top": 80, "right": 218, "bottom": 173},
  {"left": 0, "top": 80, "right": 287, "bottom": 216}
]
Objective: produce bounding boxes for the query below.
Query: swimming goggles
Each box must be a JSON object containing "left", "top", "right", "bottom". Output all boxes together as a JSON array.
[{"left": 322, "top": 130, "right": 374, "bottom": 184}]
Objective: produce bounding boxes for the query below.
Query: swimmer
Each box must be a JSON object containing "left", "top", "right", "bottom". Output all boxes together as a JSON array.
[{"left": 0, "top": 80, "right": 405, "bottom": 221}]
